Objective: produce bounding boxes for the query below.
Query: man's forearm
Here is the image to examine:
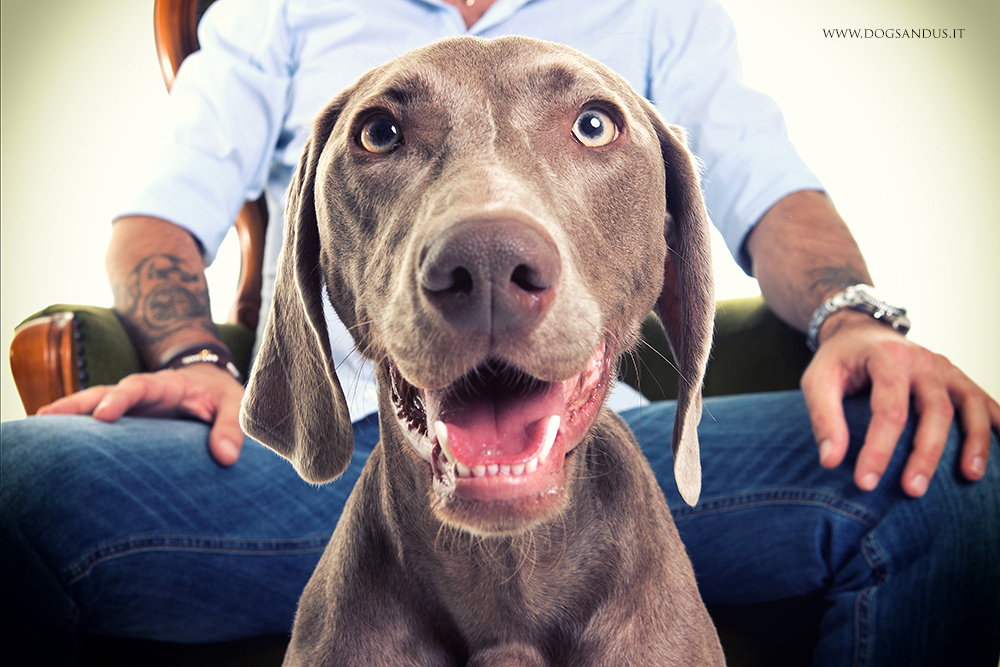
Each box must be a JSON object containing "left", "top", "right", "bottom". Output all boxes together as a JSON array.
[
  {"left": 107, "top": 216, "right": 223, "bottom": 370},
  {"left": 745, "top": 190, "right": 873, "bottom": 335}
]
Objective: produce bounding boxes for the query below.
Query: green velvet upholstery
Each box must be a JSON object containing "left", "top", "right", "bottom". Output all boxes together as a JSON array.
[
  {"left": 25, "top": 296, "right": 819, "bottom": 666},
  {"left": 620, "top": 297, "right": 811, "bottom": 401}
]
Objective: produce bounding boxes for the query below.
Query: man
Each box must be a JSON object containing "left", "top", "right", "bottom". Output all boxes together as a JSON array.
[{"left": 3, "top": 0, "right": 998, "bottom": 664}]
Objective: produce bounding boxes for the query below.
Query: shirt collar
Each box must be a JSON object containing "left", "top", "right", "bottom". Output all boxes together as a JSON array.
[{"left": 414, "top": 0, "right": 540, "bottom": 34}]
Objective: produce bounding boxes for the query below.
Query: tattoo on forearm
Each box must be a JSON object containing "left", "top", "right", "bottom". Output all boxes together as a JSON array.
[
  {"left": 114, "top": 254, "right": 217, "bottom": 349},
  {"left": 807, "top": 265, "right": 867, "bottom": 300}
]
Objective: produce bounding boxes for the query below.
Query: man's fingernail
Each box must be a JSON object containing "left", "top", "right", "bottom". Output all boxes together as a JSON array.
[
  {"left": 220, "top": 438, "right": 240, "bottom": 461},
  {"left": 969, "top": 456, "right": 987, "bottom": 477},
  {"left": 819, "top": 439, "right": 834, "bottom": 465},
  {"left": 860, "top": 472, "right": 880, "bottom": 491},
  {"left": 909, "top": 473, "right": 929, "bottom": 497}
]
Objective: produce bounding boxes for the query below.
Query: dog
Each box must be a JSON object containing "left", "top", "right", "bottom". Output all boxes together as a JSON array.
[{"left": 241, "top": 36, "right": 725, "bottom": 666}]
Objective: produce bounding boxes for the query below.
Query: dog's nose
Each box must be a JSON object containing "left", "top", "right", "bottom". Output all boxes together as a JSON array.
[{"left": 420, "top": 219, "right": 560, "bottom": 335}]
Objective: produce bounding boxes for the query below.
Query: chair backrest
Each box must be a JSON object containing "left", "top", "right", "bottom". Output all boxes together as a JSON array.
[{"left": 153, "top": 0, "right": 268, "bottom": 333}]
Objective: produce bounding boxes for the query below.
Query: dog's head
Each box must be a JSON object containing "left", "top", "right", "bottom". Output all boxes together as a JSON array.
[{"left": 241, "top": 36, "right": 714, "bottom": 533}]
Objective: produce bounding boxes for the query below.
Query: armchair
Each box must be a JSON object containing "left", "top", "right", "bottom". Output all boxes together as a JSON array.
[{"left": 9, "top": 1, "right": 819, "bottom": 665}]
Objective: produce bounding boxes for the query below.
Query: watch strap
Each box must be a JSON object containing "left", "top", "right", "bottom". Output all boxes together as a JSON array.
[{"left": 807, "top": 284, "right": 911, "bottom": 352}]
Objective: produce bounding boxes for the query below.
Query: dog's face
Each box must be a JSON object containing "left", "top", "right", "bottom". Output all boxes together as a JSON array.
[{"left": 242, "top": 36, "right": 714, "bottom": 534}]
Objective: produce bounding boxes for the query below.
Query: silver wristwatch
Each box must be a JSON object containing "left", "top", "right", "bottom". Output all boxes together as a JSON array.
[{"left": 806, "top": 284, "right": 911, "bottom": 351}]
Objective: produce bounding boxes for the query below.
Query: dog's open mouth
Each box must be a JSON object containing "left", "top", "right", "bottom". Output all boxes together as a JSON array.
[{"left": 388, "top": 341, "right": 613, "bottom": 506}]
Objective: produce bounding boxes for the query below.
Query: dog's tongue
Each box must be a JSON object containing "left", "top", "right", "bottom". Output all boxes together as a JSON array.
[{"left": 427, "top": 365, "right": 564, "bottom": 466}]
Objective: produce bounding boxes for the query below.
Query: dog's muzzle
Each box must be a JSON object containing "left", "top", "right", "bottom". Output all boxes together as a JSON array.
[{"left": 420, "top": 218, "right": 560, "bottom": 337}]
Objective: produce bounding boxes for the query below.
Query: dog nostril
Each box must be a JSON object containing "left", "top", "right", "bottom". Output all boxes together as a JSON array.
[
  {"left": 511, "top": 264, "right": 546, "bottom": 293},
  {"left": 448, "top": 267, "right": 474, "bottom": 295},
  {"left": 421, "top": 261, "right": 474, "bottom": 295}
]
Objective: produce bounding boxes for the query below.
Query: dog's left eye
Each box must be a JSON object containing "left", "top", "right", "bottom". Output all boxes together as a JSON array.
[
  {"left": 359, "top": 115, "right": 403, "bottom": 153},
  {"left": 572, "top": 109, "right": 618, "bottom": 147}
]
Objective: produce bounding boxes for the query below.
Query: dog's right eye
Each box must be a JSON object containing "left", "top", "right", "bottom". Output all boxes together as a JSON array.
[{"left": 359, "top": 115, "right": 403, "bottom": 154}]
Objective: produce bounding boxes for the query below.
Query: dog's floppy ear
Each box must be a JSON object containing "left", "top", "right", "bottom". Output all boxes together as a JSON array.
[
  {"left": 649, "top": 115, "right": 715, "bottom": 506},
  {"left": 240, "top": 102, "right": 355, "bottom": 484}
]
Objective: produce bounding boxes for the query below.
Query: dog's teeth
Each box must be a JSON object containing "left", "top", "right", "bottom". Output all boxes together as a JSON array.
[
  {"left": 432, "top": 418, "right": 560, "bottom": 480},
  {"left": 538, "top": 415, "right": 560, "bottom": 462},
  {"left": 434, "top": 421, "right": 457, "bottom": 464}
]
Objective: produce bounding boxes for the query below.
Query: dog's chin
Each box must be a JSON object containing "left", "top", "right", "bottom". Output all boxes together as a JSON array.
[{"left": 388, "top": 341, "right": 613, "bottom": 535}]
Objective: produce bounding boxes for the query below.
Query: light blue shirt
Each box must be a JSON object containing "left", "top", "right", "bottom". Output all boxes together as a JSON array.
[{"left": 115, "top": 0, "right": 822, "bottom": 420}]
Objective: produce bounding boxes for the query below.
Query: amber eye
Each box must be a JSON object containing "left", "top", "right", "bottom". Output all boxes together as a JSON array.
[
  {"left": 359, "top": 115, "right": 403, "bottom": 153},
  {"left": 572, "top": 109, "right": 617, "bottom": 147}
]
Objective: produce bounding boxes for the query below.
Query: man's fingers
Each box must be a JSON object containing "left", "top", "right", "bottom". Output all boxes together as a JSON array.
[
  {"left": 899, "top": 378, "right": 954, "bottom": 496},
  {"left": 36, "top": 366, "right": 249, "bottom": 467},
  {"left": 801, "top": 361, "right": 851, "bottom": 469},
  {"left": 90, "top": 374, "right": 179, "bottom": 421},
  {"left": 805, "top": 320, "right": 997, "bottom": 496},
  {"left": 41, "top": 372, "right": 190, "bottom": 422},
  {"left": 952, "top": 380, "right": 1000, "bottom": 482},
  {"left": 854, "top": 362, "right": 914, "bottom": 492},
  {"left": 37, "top": 386, "right": 112, "bottom": 416},
  {"left": 37, "top": 377, "right": 168, "bottom": 422},
  {"left": 207, "top": 390, "right": 245, "bottom": 467}
]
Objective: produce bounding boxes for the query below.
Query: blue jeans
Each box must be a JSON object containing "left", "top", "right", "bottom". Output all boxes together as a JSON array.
[{"left": 2, "top": 391, "right": 998, "bottom": 666}]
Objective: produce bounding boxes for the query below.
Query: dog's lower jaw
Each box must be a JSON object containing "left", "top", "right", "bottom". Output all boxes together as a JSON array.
[
  {"left": 429, "top": 420, "right": 575, "bottom": 535},
  {"left": 430, "top": 459, "right": 572, "bottom": 536}
]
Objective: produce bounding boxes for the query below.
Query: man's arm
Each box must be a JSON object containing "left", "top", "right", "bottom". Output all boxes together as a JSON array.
[
  {"left": 39, "top": 216, "right": 246, "bottom": 465},
  {"left": 109, "top": 216, "right": 220, "bottom": 368},
  {"left": 746, "top": 190, "right": 999, "bottom": 497},
  {"left": 743, "top": 190, "right": 871, "bottom": 330}
]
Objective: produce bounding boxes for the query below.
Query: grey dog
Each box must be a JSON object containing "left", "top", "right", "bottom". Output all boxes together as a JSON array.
[{"left": 242, "top": 35, "right": 725, "bottom": 666}]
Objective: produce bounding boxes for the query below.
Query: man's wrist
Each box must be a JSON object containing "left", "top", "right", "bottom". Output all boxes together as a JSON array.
[
  {"left": 814, "top": 309, "right": 881, "bottom": 348},
  {"left": 158, "top": 342, "right": 243, "bottom": 383},
  {"left": 807, "top": 284, "right": 911, "bottom": 351}
]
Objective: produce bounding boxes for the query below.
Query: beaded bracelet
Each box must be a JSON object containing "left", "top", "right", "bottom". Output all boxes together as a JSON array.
[{"left": 159, "top": 342, "right": 243, "bottom": 383}]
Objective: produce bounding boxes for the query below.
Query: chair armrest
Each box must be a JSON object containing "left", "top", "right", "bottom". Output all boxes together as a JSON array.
[
  {"left": 10, "top": 304, "right": 255, "bottom": 415},
  {"left": 620, "top": 295, "right": 812, "bottom": 401}
]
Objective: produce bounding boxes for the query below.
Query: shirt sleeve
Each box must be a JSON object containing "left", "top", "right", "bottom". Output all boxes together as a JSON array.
[
  {"left": 112, "top": 0, "right": 293, "bottom": 263},
  {"left": 647, "top": 0, "right": 824, "bottom": 273}
]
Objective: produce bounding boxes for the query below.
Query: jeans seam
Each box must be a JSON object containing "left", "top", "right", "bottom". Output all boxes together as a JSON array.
[
  {"left": 853, "top": 533, "right": 891, "bottom": 667},
  {"left": 671, "top": 487, "right": 880, "bottom": 529},
  {"left": 61, "top": 534, "right": 331, "bottom": 585}
]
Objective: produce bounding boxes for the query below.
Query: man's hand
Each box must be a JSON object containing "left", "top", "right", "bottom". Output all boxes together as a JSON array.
[
  {"left": 801, "top": 311, "right": 999, "bottom": 497},
  {"left": 746, "top": 190, "right": 998, "bottom": 496},
  {"left": 38, "top": 363, "right": 246, "bottom": 466},
  {"left": 53, "top": 215, "right": 248, "bottom": 465}
]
